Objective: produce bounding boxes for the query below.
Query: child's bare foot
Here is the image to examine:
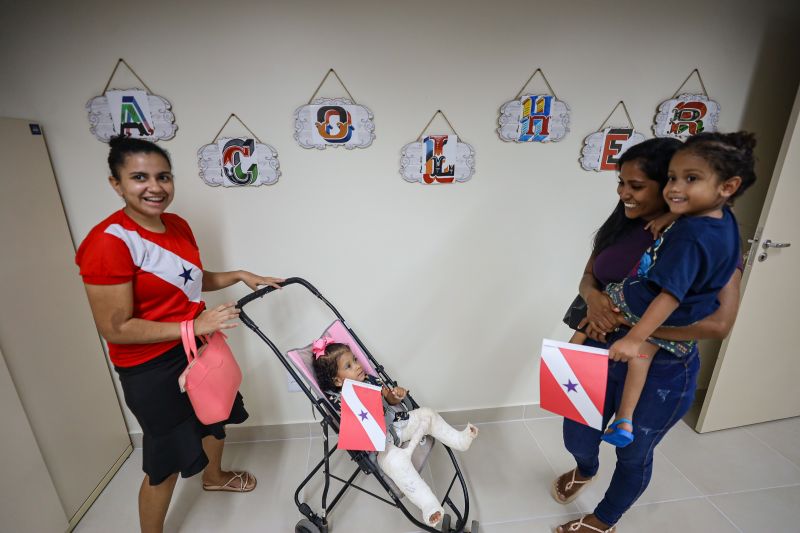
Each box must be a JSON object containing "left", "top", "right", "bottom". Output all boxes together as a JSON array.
[
  {"left": 467, "top": 423, "right": 479, "bottom": 438},
  {"left": 428, "top": 510, "right": 442, "bottom": 525}
]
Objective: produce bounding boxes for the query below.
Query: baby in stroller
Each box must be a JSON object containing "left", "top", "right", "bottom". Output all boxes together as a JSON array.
[{"left": 312, "top": 338, "right": 479, "bottom": 527}]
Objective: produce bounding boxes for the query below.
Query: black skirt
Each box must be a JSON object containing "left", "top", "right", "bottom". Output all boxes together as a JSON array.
[{"left": 116, "top": 340, "right": 249, "bottom": 485}]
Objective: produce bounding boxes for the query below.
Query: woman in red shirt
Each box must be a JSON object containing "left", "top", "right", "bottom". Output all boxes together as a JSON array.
[{"left": 76, "top": 136, "right": 282, "bottom": 533}]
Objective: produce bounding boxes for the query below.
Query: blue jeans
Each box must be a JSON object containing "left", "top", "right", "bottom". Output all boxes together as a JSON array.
[{"left": 562, "top": 336, "right": 700, "bottom": 526}]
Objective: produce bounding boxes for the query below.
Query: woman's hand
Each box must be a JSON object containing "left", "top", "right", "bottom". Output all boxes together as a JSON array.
[
  {"left": 585, "top": 289, "right": 621, "bottom": 335},
  {"left": 585, "top": 313, "right": 631, "bottom": 342},
  {"left": 644, "top": 212, "right": 679, "bottom": 239},
  {"left": 608, "top": 335, "right": 644, "bottom": 362},
  {"left": 583, "top": 321, "right": 607, "bottom": 343},
  {"left": 239, "top": 272, "right": 285, "bottom": 292},
  {"left": 193, "top": 302, "right": 240, "bottom": 335}
]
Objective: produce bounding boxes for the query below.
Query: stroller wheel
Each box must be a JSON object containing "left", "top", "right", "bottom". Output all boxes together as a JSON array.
[
  {"left": 295, "top": 518, "right": 321, "bottom": 533},
  {"left": 440, "top": 513, "right": 451, "bottom": 531},
  {"left": 469, "top": 519, "right": 480, "bottom": 532}
]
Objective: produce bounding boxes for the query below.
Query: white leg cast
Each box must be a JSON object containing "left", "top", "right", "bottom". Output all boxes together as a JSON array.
[
  {"left": 378, "top": 442, "right": 443, "bottom": 527},
  {"left": 404, "top": 407, "right": 478, "bottom": 452}
]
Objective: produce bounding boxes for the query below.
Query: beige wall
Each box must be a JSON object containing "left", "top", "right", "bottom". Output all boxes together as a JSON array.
[{"left": 2, "top": 0, "right": 798, "bottom": 432}]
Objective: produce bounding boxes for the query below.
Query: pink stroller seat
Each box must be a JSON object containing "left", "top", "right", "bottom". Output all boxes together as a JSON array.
[{"left": 287, "top": 320, "right": 379, "bottom": 402}]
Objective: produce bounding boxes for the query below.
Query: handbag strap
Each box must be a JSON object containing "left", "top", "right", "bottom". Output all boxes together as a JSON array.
[
  {"left": 191, "top": 318, "right": 221, "bottom": 345},
  {"left": 187, "top": 318, "right": 213, "bottom": 346},
  {"left": 180, "top": 320, "right": 199, "bottom": 363}
]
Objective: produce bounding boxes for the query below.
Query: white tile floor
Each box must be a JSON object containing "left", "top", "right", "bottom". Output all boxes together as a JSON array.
[{"left": 75, "top": 414, "right": 800, "bottom": 533}]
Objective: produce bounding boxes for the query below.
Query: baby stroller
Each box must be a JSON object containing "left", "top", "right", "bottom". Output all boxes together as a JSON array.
[{"left": 236, "top": 278, "right": 479, "bottom": 533}]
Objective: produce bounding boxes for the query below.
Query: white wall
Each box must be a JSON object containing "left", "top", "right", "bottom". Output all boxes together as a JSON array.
[{"left": 2, "top": 0, "right": 798, "bottom": 431}]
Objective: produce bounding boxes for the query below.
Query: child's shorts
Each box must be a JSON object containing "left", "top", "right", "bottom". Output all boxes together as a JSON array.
[{"left": 605, "top": 281, "right": 697, "bottom": 358}]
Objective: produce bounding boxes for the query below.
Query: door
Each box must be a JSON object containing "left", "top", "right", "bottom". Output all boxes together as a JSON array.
[
  {"left": 0, "top": 346, "right": 69, "bottom": 533},
  {"left": 0, "top": 118, "right": 132, "bottom": 527},
  {"left": 697, "top": 87, "right": 800, "bottom": 432}
]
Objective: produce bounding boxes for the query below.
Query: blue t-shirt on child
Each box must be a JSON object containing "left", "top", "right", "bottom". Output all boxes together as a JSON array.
[{"left": 622, "top": 206, "right": 740, "bottom": 326}]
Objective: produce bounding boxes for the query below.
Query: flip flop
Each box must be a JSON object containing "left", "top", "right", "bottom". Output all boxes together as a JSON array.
[
  {"left": 202, "top": 471, "right": 256, "bottom": 492},
  {"left": 601, "top": 418, "right": 634, "bottom": 447}
]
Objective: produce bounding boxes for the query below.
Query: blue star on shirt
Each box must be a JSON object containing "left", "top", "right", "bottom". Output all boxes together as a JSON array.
[
  {"left": 563, "top": 380, "right": 578, "bottom": 393},
  {"left": 179, "top": 266, "right": 194, "bottom": 286},
  {"left": 358, "top": 410, "right": 369, "bottom": 421}
]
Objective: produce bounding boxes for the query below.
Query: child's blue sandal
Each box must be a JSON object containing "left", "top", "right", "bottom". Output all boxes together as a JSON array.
[{"left": 601, "top": 418, "right": 634, "bottom": 447}]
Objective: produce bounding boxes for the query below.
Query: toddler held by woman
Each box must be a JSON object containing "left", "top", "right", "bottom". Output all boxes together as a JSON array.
[{"left": 601, "top": 132, "right": 756, "bottom": 447}]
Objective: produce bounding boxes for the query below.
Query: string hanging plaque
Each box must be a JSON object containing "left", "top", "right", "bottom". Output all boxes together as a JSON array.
[
  {"left": 653, "top": 69, "right": 720, "bottom": 138},
  {"left": 86, "top": 59, "right": 177, "bottom": 142},
  {"left": 399, "top": 110, "right": 475, "bottom": 185},
  {"left": 294, "top": 69, "right": 375, "bottom": 150},
  {"left": 197, "top": 114, "right": 280, "bottom": 187},
  {"left": 497, "top": 69, "right": 570, "bottom": 143},
  {"left": 580, "top": 101, "right": 645, "bottom": 172}
]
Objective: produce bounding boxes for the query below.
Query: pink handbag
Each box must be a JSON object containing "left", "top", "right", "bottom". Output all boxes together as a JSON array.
[{"left": 178, "top": 319, "right": 243, "bottom": 425}]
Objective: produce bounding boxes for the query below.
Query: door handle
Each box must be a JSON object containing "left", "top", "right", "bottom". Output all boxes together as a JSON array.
[
  {"left": 762, "top": 239, "right": 791, "bottom": 249},
  {"left": 758, "top": 239, "right": 791, "bottom": 262}
]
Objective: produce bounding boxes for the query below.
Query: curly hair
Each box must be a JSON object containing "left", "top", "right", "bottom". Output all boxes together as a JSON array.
[
  {"left": 677, "top": 131, "right": 757, "bottom": 200},
  {"left": 312, "top": 342, "right": 352, "bottom": 392}
]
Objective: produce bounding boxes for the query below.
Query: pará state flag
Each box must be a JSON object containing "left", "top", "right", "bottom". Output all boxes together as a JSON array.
[
  {"left": 338, "top": 379, "right": 387, "bottom": 451},
  {"left": 540, "top": 339, "right": 608, "bottom": 430}
]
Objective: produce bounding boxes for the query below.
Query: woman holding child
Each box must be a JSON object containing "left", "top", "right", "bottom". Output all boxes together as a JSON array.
[{"left": 553, "top": 134, "right": 755, "bottom": 533}]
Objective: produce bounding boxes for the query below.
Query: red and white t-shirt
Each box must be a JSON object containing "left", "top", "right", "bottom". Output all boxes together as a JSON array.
[{"left": 76, "top": 210, "right": 206, "bottom": 367}]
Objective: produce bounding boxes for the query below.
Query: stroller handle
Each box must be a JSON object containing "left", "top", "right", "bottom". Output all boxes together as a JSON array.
[{"left": 236, "top": 277, "right": 321, "bottom": 309}]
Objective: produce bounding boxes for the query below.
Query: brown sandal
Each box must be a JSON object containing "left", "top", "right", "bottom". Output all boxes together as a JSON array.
[
  {"left": 555, "top": 516, "right": 616, "bottom": 533},
  {"left": 551, "top": 468, "right": 594, "bottom": 504},
  {"left": 202, "top": 471, "right": 257, "bottom": 492}
]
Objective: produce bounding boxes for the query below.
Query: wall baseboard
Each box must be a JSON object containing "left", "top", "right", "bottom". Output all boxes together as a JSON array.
[{"left": 129, "top": 403, "right": 558, "bottom": 448}]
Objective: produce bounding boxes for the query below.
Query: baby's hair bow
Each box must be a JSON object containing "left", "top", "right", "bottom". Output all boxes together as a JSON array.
[{"left": 312, "top": 336, "right": 335, "bottom": 359}]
